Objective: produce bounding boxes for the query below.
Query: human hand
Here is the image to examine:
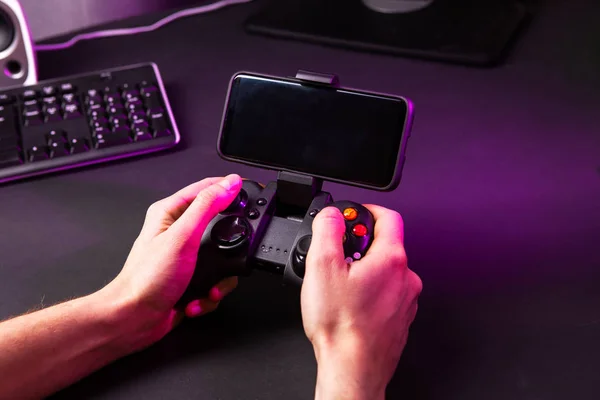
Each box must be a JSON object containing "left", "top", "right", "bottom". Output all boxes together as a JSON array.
[
  {"left": 98, "top": 174, "right": 243, "bottom": 352},
  {"left": 301, "top": 205, "right": 422, "bottom": 400}
]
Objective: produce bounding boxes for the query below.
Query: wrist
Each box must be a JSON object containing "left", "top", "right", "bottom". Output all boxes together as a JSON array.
[
  {"left": 313, "top": 338, "right": 386, "bottom": 400},
  {"left": 90, "top": 285, "right": 171, "bottom": 355}
]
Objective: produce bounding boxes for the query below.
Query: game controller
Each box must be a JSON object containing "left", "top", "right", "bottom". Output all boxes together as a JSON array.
[{"left": 176, "top": 171, "right": 375, "bottom": 307}]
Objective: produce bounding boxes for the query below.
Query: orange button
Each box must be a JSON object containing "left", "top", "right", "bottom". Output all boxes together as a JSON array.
[
  {"left": 343, "top": 207, "right": 358, "bottom": 221},
  {"left": 352, "top": 224, "right": 368, "bottom": 237}
]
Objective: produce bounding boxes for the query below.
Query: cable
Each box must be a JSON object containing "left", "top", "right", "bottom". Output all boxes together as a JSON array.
[{"left": 34, "top": 0, "right": 254, "bottom": 52}]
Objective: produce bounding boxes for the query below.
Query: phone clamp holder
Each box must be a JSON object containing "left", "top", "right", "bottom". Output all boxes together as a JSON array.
[{"left": 295, "top": 69, "right": 340, "bottom": 87}]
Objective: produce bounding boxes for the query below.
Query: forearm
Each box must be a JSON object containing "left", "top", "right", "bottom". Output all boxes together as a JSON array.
[
  {"left": 314, "top": 344, "right": 386, "bottom": 400},
  {"left": 0, "top": 290, "right": 146, "bottom": 399}
]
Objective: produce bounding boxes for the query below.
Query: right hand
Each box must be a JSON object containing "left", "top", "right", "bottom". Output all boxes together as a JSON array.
[{"left": 301, "top": 205, "right": 422, "bottom": 400}]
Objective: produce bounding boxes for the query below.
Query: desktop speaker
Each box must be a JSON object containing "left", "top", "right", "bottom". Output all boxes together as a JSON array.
[{"left": 0, "top": 0, "right": 36, "bottom": 88}]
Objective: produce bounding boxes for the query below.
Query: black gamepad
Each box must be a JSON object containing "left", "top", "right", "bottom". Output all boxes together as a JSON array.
[{"left": 176, "top": 178, "right": 375, "bottom": 307}]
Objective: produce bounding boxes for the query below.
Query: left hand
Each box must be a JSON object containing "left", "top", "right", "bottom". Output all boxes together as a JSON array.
[{"left": 98, "top": 174, "right": 243, "bottom": 350}]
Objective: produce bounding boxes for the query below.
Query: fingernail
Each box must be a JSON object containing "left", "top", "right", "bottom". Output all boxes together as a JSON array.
[
  {"left": 218, "top": 174, "right": 241, "bottom": 192},
  {"left": 210, "top": 286, "right": 223, "bottom": 301},
  {"left": 189, "top": 303, "right": 202, "bottom": 316}
]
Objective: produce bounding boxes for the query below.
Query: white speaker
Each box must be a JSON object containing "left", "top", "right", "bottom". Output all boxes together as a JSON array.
[{"left": 0, "top": 0, "right": 36, "bottom": 88}]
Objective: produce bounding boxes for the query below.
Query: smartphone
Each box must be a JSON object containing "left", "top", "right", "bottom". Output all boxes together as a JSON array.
[{"left": 217, "top": 72, "right": 414, "bottom": 191}]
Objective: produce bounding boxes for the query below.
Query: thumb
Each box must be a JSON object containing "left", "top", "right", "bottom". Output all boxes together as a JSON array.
[
  {"left": 169, "top": 174, "right": 242, "bottom": 248},
  {"left": 306, "top": 206, "right": 347, "bottom": 279}
]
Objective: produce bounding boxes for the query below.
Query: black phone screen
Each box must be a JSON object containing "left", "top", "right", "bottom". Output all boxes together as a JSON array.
[{"left": 218, "top": 73, "right": 411, "bottom": 190}]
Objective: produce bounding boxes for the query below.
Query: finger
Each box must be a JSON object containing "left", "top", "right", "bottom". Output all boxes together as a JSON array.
[
  {"left": 306, "top": 206, "right": 348, "bottom": 280},
  {"left": 184, "top": 299, "right": 220, "bottom": 318},
  {"left": 360, "top": 204, "right": 405, "bottom": 261},
  {"left": 208, "top": 276, "right": 239, "bottom": 302},
  {"left": 141, "top": 177, "right": 224, "bottom": 237},
  {"left": 362, "top": 204, "right": 405, "bottom": 245},
  {"left": 169, "top": 174, "right": 243, "bottom": 250}
]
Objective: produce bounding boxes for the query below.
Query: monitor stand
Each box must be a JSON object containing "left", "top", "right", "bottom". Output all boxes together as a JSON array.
[{"left": 245, "top": 0, "right": 530, "bottom": 67}]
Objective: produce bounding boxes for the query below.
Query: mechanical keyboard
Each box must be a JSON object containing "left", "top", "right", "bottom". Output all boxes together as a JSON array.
[{"left": 0, "top": 62, "right": 180, "bottom": 184}]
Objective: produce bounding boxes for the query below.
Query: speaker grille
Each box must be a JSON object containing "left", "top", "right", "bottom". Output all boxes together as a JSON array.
[{"left": 0, "top": 8, "right": 15, "bottom": 52}]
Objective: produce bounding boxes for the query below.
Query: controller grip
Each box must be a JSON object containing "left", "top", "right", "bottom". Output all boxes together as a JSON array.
[
  {"left": 175, "top": 244, "right": 251, "bottom": 310},
  {"left": 175, "top": 264, "right": 238, "bottom": 309}
]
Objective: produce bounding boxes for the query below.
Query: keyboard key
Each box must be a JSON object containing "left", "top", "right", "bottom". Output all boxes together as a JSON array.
[
  {"left": 47, "top": 130, "right": 67, "bottom": 144},
  {"left": 60, "top": 83, "right": 75, "bottom": 93},
  {"left": 0, "top": 93, "right": 14, "bottom": 104},
  {"left": 148, "top": 108, "right": 165, "bottom": 120},
  {"left": 24, "top": 110, "right": 43, "bottom": 126},
  {"left": 24, "top": 99, "right": 38, "bottom": 108},
  {"left": 91, "top": 120, "right": 109, "bottom": 131},
  {"left": 122, "top": 89, "right": 140, "bottom": 100},
  {"left": 132, "top": 119, "right": 149, "bottom": 130},
  {"left": 62, "top": 93, "right": 77, "bottom": 103},
  {"left": 44, "top": 105, "right": 62, "bottom": 122},
  {"left": 129, "top": 111, "right": 146, "bottom": 122},
  {"left": 94, "top": 132, "right": 132, "bottom": 149},
  {"left": 142, "top": 91, "right": 162, "bottom": 109},
  {"left": 86, "top": 95, "right": 103, "bottom": 107},
  {"left": 140, "top": 86, "right": 158, "bottom": 96},
  {"left": 87, "top": 89, "right": 101, "bottom": 98},
  {"left": 125, "top": 95, "right": 142, "bottom": 105},
  {"left": 104, "top": 93, "right": 121, "bottom": 104},
  {"left": 69, "top": 138, "right": 89, "bottom": 154},
  {"left": 88, "top": 109, "right": 106, "bottom": 121},
  {"left": 63, "top": 102, "right": 82, "bottom": 119},
  {"left": 41, "top": 86, "right": 56, "bottom": 96},
  {"left": 126, "top": 102, "right": 144, "bottom": 113},
  {"left": 88, "top": 103, "right": 103, "bottom": 112},
  {"left": 23, "top": 104, "right": 40, "bottom": 115},
  {"left": 149, "top": 114, "right": 169, "bottom": 133},
  {"left": 139, "top": 80, "right": 156, "bottom": 88},
  {"left": 0, "top": 148, "right": 22, "bottom": 168},
  {"left": 106, "top": 104, "right": 125, "bottom": 115},
  {"left": 110, "top": 115, "right": 129, "bottom": 128},
  {"left": 133, "top": 127, "right": 152, "bottom": 141},
  {"left": 28, "top": 145, "right": 49, "bottom": 162},
  {"left": 22, "top": 89, "right": 37, "bottom": 99},
  {"left": 113, "top": 126, "right": 132, "bottom": 136},
  {"left": 42, "top": 96, "right": 58, "bottom": 105},
  {"left": 49, "top": 141, "right": 69, "bottom": 158}
]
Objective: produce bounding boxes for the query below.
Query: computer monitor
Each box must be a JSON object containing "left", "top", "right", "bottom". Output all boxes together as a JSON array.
[{"left": 245, "top": 0, "right": 530, "bottom": 67}]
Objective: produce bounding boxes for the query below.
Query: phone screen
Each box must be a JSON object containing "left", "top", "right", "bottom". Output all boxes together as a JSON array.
[{"left": 218, "top": 73, "right": 412, "bottom": 190}]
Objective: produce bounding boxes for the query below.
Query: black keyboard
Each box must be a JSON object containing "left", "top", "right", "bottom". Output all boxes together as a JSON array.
[{"left": 0, "top": 62, "right": 180, "bottom": 184}]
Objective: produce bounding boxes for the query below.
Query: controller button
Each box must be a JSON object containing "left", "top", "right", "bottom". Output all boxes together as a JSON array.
[
  {"left": 353, "top": 252, "right": 362, "bottom": 260},
  {"left": 292, "top": 235, "right": 312, "bottom": 278},
  {"left": 223, "top": 189, "right": 248, "bottom": 213},
  {"left": 352, "top": 223, "right": 368, "bottom": 237},
  {"left": 248, "top": 208, "right": 260, "bottom": 219},
  {"left": 211, "top": 216, "right": 250, "bottom": 246},
  {"left": 296, "top": 235, "right": 312, "bottom": 257},
  {"left": 309, "top": 209, "right": 319, "bottom": 218},
  {"left": 343, "top": 207, "right": 358, "bottom": 221},
  {"left": 257, "top": 198, "right": 267, "bottom": 206},
  {"left": 345, "top": 257, "right": 354, "bottom": 264}
]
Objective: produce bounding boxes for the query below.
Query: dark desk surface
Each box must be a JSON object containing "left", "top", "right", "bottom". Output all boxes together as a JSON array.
[{"left": 1, "top": 1, "right": 599, "bottom": 399}]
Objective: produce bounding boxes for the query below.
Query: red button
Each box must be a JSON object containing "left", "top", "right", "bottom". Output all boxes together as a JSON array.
[{"left": 352, "top": 224, "right": 368, "bottom": 237}]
